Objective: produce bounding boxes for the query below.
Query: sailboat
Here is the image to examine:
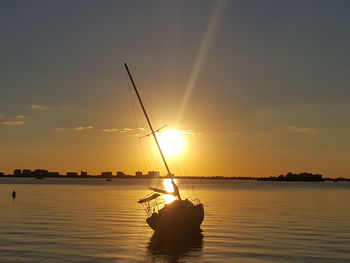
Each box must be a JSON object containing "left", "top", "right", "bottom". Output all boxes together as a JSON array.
[{"left": 124, "top": 63, "right": 204, "bottom": 235}]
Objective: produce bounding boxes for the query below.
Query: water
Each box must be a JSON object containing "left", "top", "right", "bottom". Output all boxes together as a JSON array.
[{"left": 0, "top": 178, "right": 349, "bottom": 262}]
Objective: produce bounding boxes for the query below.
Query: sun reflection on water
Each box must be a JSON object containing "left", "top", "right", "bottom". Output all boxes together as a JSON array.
[{"left": 163, "top": 179, "right": 176, "bottom": 204}]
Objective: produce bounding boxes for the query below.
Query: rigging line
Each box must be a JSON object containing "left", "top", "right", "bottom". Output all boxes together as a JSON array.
[
  {"left": 142, "top": 139, "right": 151, "bottom": 172},
  {"left": 170, "top": 159, "right": 194, "bottom": 201},
  {"left": 126, "top": 68, "right": 149, "bottom": 174},
  {"left": 169, "top": 156, "right": 190, "bottom": 194},
  {"left": 180, "top": 162, "right": 200, "bottom": 200},
  {"left": 139, "top": 136, "right": 150, "bottom": 173},
  {"left": 137, "top": 124, "right": 151, "bottom": 173},
  {"left": 124, "top": 63, "right": 172, "bottom": 177},
  {"left": 169, "top": 158, "right": 190, "bottom": 195},
  {"left": 147, "top": 139, "right": 157, "bottom": 172},
  {"left": 171, "top": 157, "right": 189, "bottom": 183},
  {"left": 125, "top": 69, "right": 138, "bottom": 128},
  {"left": 176, "top": 159, "right": 200, "bottom": 201},
  {"left": 123, "top": 68, "right": 164, "bottom": 128},
  {"left": 138, "top": 84, "right": 167, "bottom": 129},
  {"left": 145, "top": 136, "right": 164, "bottom": 177}
]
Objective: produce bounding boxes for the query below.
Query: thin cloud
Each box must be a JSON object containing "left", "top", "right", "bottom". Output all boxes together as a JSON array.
[
  {"left": 74, "top": 126, "right": 94, "bottom": 131},
  {"left": 101, "top": 128, "right": 135, "bottom": 134},
  {"left": 180, "top": 129, "right": 202, "bottom": 135},
  {"left": 102, "top": 128, "right": 119, "bottom": 132},
  {"left": 162, "top": 128, "right": 202, "bottom": 136},
  {"left": 2, "top": 120, "right": 24, "bottom": 126},
  {"left": 285, "top": 126, "right": 319, "bottom": 134},
  {"left": 118, "top": 128, "right": 133, "bottom": 134},
  {"left": 31, "top": 104, "right": 45, "bottom": 110},
  {"left": 16, "top": 114, "right": 25, "bottom": 119}
]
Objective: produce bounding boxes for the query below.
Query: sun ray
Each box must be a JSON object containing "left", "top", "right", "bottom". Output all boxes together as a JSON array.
[{"left": 176, "top": 1, "right": 227, "bottom": 125}]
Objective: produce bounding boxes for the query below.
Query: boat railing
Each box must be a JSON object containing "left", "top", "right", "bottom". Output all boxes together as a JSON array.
[
  {"left": 139, "top": 195, "right": 167, "bottom": 217},
  {"left": 191, "top": 198, "right": 202, "bottom": 205}
]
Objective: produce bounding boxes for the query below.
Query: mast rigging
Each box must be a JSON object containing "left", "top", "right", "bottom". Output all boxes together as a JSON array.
[{"left": 124, "top": 63, "right": 181, "bottom": 199}]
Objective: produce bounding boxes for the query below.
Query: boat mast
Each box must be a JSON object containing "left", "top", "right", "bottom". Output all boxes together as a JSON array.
[{"left": 124, "top": 63, "right": 173, "bottom": 177}]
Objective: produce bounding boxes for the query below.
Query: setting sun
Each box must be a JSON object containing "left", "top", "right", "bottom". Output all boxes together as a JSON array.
[{"left": 157, "top": 129, "right": 185, "bottom": 158}]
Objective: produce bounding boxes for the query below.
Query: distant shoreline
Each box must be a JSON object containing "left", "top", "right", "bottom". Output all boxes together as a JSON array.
[
  {"left": 1, "top": 170, "right": 349, "bottom": 181},
  {"left": 1, "top": 174, "right": 349, "bottom": 181}
]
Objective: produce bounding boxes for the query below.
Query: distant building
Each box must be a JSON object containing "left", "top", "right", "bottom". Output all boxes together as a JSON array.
[
  {"left": 147, "top": 171, "right": 160, "bottom": 178},
  {"left": 80, "top": 171, "right": 88, "bottom": 176},
  {"left": 22, "top": 169, "right": 32, "bottom": 176},
  {"left": 101, "top": 171, "right": 112, "bottom": 177},
  {"left": 34, "top": 169, "right": 49, "bottom": 177},
  {"left": 48, "top": 172, "right": 59, "bottom": 177},
  {"left": 13, "top": 169, "right": 22, "bottom": 176},
  {"left": 0, "top": 172, "right": 4, "bottom": 176},
  {"left": 116, "top": 171, "right": 125, "bottom": 177},
  {"left": 135, "top": 171, "right": 143, "bottom": 177},
  {"left": 66, "top": 172, "right": 78, "bottom": 177}
]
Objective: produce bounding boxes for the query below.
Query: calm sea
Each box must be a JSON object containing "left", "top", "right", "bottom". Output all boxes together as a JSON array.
[{"left": 0, "top": 178, "right": 349, "bottom": 263}]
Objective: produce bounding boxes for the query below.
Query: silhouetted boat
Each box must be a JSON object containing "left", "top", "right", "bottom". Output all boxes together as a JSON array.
[
  {"left": 36, "top": 176, "right": 43, "bottom": 179},
  {"left": 106, "top": 178, "right": 112, "bottom": 181},
  {"left": 124, "top": 63, "right": 204, "bottom": 235}
]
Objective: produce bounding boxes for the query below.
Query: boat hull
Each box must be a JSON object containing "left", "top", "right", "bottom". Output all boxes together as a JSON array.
[{"left": 146, "top": 200, "right": 204, "bottom": 234}]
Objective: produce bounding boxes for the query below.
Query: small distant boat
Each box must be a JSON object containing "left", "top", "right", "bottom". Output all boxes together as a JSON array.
[
  {"left": 36, "top": 176, "right": 43, "bottom": 179},
  {"left": 124, "top": 63, "right": 204, "bottom": 235},
  {"left": 106, "top": 178, "right": 112, "bottom": 182}
]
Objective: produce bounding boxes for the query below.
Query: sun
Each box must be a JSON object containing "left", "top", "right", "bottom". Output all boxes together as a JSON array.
[{"left": 157, "top": 129, "right": 185, "bottom": 158}]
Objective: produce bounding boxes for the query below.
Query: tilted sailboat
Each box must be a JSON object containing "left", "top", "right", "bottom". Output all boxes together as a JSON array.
[{"left": 124, "top": 63, "right": 204, "bottom": 235}]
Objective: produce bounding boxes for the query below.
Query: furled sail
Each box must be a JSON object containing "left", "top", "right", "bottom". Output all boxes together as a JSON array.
[
  {"left": 138, "top": 193, "right": 160, "bottom": 203},
  {"left": 149, "top": 187, "right": 175, "bottom": 195}
]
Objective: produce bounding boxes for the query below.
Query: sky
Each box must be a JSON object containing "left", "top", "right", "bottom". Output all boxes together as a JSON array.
[{"left": 1, "top": 0, "right": 349, "bottom": 177}]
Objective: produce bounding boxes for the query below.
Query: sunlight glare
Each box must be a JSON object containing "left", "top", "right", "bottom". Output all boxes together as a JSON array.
[
  {"left": 157, "top": 129, "right": 185, "bottom": 158},
  {"left": 163, "top": 178, "right": 176, "bottom": 204}
]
